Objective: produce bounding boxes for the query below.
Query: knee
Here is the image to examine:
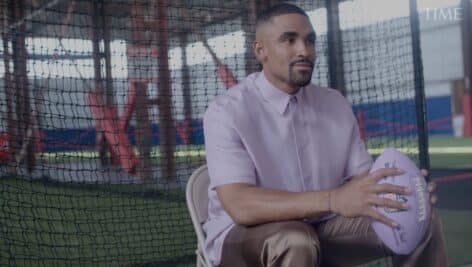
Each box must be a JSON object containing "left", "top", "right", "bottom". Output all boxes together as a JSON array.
[{"left": 263, "top": 221, "right": 320, "bottom": 265}]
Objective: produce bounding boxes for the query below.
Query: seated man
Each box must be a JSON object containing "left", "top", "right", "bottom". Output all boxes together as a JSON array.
[{"left": 203, "top": 3, "right": 448, "bottom": 267}]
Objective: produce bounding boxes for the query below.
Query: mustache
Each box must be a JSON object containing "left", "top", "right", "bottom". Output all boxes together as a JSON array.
[{"left": 290, "top": 59, "right": 314, "bottom": 68}]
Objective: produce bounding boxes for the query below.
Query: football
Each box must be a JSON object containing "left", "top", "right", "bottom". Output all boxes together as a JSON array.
[{"left": 370, "top": 148, "right": 431, "bottom": 255}]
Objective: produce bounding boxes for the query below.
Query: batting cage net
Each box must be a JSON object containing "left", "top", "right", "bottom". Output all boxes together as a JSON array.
[{"left": 0, "top": 0, "right": 426, "bottom": 265}]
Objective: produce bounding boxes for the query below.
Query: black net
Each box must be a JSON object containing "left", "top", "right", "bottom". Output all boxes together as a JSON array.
[{"left": 0, "top": 0, "right": 424, "bottom": 265}]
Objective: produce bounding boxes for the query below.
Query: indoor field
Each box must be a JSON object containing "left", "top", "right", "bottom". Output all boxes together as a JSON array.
[{"left": 0, "top": 0, "right": 471, "bottom": 266}]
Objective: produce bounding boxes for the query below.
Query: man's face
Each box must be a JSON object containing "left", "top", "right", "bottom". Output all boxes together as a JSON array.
[{"left": 254, "top": 13, "right": 316, "bottom": 94}]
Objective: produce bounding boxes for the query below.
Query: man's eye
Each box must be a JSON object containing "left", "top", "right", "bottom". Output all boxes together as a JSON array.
[{"left": 306, "top": 38, "right": 315, "bottom": 45}]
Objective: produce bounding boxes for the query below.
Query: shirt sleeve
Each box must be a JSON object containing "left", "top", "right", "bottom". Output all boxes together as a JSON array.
[
  {"left": 203, "top": 100, "right": 257, "bottom": 190},
  {"left": 344, "top": 111, "right": 373, "bottom": 178}
]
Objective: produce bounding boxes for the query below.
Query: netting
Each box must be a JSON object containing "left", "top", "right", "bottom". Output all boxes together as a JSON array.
[{"left": 0, "top": 0, "right": 426, "bottom": 265}]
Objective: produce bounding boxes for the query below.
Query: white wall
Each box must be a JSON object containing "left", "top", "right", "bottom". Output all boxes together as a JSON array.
[{"left": 420, "top": 7, "right": 464, "bottom": 96}]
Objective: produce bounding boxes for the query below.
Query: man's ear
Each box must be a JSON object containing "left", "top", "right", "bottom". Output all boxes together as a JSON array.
[{"left": 253, "top": 40, "right": 265, "bottom": 64}]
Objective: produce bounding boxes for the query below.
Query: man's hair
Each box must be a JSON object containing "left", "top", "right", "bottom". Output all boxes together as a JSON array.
[
  {"left": 254, "top": 3, "right": 310, "bottom": 70},
  {"left": 256, "top": 3, "right": 309, "bottom": 27}
]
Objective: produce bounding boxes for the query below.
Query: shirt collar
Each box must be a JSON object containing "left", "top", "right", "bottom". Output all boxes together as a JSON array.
[{"left": 255, "top": 71, "right": 305, "bottom": 115}]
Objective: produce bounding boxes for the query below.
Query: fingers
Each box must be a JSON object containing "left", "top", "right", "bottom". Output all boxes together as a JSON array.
[
  {"left": 430, "top": 194, "right": 438, "bottom": 205},
  {"left": 421, "top": 169, "right": 429, "bottom": 177},
  {"left": 366, "top": 208, "right": 398, "bottom": 228},
  {"left": 369, "top": 168, "right": 404, "bottom": 182},
  {"left": 427, "top": 182, "right": 436, "bottom": 193},
  {"left": 371, "top": 183, "right": 410, "bottom": 195},
  {"left": 369, "top": 195, "right": 409, "bottom": 211}
]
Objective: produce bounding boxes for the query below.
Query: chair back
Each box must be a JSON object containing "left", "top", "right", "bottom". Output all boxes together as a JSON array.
[{"left": 186, "top": 165, "right": 214, "bottom": 267}]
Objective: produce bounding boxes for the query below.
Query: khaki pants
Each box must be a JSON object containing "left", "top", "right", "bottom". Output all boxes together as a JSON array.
[{"left": 220, "top": 209, "right": 448, "bottom": 267}]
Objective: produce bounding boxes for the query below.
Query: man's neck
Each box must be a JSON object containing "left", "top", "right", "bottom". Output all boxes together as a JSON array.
[{"left": 262, "top": 70, "right": 300, "bottom": 95}]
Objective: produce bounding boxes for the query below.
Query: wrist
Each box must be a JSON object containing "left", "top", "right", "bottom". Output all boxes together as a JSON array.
[{"left": 328, "top": 189, "right": 336, "bottom": 214}]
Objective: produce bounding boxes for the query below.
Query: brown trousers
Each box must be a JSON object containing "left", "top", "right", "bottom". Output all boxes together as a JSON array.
[{"left": 220, "top": 209, "right": 448, "bottom": 267}]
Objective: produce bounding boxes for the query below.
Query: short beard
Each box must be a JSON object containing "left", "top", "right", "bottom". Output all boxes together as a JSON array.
[{"left": 288, "top": 66, "right": 313, "bottom": 87}]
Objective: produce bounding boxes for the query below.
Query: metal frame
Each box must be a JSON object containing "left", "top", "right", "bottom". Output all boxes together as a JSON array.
[
  {"left": 186, "top": 165, "right": 214, "bottom": 267},
  {"left": 409, "top": 0, "right": 431, "bottom": 173}
]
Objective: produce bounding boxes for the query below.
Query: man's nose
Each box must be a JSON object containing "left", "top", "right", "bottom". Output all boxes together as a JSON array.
[{"left": 295, "top": 40, "right": 311, "bottom": 57}]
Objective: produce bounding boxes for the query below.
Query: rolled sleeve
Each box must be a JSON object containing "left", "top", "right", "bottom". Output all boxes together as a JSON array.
[{"left": 203, "top": 101, "right": 256, "bottom": 190}]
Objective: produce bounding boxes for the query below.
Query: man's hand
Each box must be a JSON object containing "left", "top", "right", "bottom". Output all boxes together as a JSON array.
[
  {"left": 421, "top": 169, "right": 438, "bottom": 205},
  {"left": 330, "top": 168, "right": 410, "bottom": 228}
]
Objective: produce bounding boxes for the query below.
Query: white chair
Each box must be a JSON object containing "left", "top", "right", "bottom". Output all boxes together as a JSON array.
[{"left": 186, "top": 165, "right": 214, "bottom": 267}]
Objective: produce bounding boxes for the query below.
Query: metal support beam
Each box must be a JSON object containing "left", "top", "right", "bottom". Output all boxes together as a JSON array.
[
  {"left": 409, "top": 0, "right": 430, "bottom": 173},
  {"left": 2, "top": 1, "right": 17, "bottom": 173},
  {"left": 325, "top": 0, "right": 346, "bottom": 96},
  {"left": 100, "top": 1, "right": 114, "bottom": 106},
  {"left": 156, "top": 0, "right": 175, "bottom": 181},
  {"left": 463, "top": 0, "right": 472, "bottom": 93},
  {"left": 243, "top": 0, "right": 258, "bottom": 75},
  {"left": 91, "top": 0, "right": 103, "bottom": 93},
  {"left": 91, "top": 0, "right": 108, "bottom": 166},
  {"left": 461, "top": 0, "right": 472, "bottom": 135},
  {"left": 11, "top": 0, "right": 35, "bottom": 172},
  {"left": 134, "top": 81, "right": 152, "bottom": 182},
  {"left": 180, "top": 33, "right": 193, "bottom": 145},
  {"left": 129, "top": 0, "right": 154, "bottom": 183}
]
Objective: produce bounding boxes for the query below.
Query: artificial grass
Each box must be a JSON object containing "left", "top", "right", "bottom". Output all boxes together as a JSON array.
[{"left": 0, "top": 176, "right": 195, "bottom": 266}]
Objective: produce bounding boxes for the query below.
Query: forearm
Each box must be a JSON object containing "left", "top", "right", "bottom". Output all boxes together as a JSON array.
[{"left": 217, "top": 184, "right": 332, "bottom": 226}]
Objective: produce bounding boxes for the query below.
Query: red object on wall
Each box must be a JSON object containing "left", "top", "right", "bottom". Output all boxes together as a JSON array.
[
  {"left": 119, "top": 83, "right": 137, "bottom": 131},
  {"left": 463, "top": 92, "right": 472, "bottom": 136},
  {"left": 175, "top": 122, "right": 191, "bottom": 145},
  {"left": 33, "top": 129, "right": 44, "bottom": 154},
  {"left": 87, "top": 92, "right": 139, "bottom": 174},
  {"left": 0, "top": 133, "right": 9, "bottom": 163},
  {"left": 217, "top": 64, "right": 238, "bottom": 89}
]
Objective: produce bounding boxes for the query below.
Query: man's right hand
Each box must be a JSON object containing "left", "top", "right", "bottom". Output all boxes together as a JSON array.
[{"left": 330, "top": 168, "right": 411, "bottom": 228}]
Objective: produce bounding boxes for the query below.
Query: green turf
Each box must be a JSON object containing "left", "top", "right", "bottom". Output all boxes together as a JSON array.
[
  {"left": 429, "top": 136, "right": 472, "bottom": 147},
  {"left": 430, "top": 154, "right": 472, "bottom": 169},
  {"left": 0, "top": 177, "right": 195, "bottom": 266},
  {"left": 429, "top": 137, "right": 472, "bottom": 168},
  {"left": 2, "top": 137, "right": 471, "bottom": 266},
  {"left": 1, "top": 175, "right": 471, "bottom": 266},
  {"left": 438, "top": 209, "right": 472, "bottom": 267}
]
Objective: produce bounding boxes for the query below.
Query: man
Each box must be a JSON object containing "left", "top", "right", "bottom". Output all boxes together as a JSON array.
[{"left": 203, "top": 3, "right": 448, "bottom": 267}]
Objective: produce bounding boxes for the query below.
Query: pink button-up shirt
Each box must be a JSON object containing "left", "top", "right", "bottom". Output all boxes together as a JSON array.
[{"left": 203, "top": 71, "right": 373, "bottom": 265}]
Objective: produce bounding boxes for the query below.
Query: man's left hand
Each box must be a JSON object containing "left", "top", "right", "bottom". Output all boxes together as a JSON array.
[{"left": 421, "top": 169, "right": 437, "bottom": 205}]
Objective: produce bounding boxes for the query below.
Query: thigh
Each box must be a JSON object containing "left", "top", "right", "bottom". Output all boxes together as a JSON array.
[
  {"left": 220, "top": 220, "right": 319, "bottom": 267},
  {"left": 315, "top": 216, "right": 392, "bottom": 267}
]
